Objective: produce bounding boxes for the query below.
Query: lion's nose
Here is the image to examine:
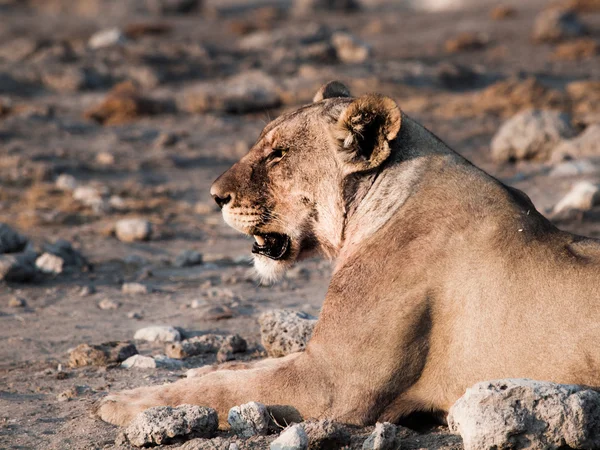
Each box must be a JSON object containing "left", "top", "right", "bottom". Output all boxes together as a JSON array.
[{"left": 210, "top": 180, "right": 235, "bottom": 209}]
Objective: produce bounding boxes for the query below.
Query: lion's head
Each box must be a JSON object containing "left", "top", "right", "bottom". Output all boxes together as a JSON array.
[{"left": 210, "top": 81, "right": 402, "bottom": 282}]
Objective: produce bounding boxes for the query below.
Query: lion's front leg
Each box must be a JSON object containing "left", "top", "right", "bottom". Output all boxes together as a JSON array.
[{"left": 97, "top": 353, "right": 321, "bottom": 427}]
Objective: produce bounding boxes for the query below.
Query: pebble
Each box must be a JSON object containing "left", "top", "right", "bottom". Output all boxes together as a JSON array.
[
  {"left": 57, "top": 385, "right": 91, "bottom": 402},
  {"left": 127, "top": 311, "right": 144, "bottom": 320},
  {"left": 532, "top": 8, "right": 586, "bottom": 43},
  {"left": 362, "top": 422, "right": 398, "bottom": 450},
  {"left": 134, "top": 325, "right": 181, "bottom": 343},
  {"left": 331, "top": 32, "right": 371, "bottom": 63},
  {"left": 35, "top": 252, "right": 64, "bottom": 275},
  {"left": 490, "top": 109, "right": 576, "bottom": 162},
  {"left": 68, "top": 341, "right": 137, "bottom": 367},
  {"left": 98, "top": 298, "right": 120, "bottom": 310},
  {"left": 8, "top": 296, "right": 26, "bottom": 307},
  {"left": 259, "top": 309, "right": 317, "bottom": 357},
  {"left": 448, "top": 379, "right": 600, "bottom": 450},
  {"left": 552, "top": 181, "right": 600, "bottom": 215},
  {"left": 55, "top": 174, "right": 78, "bottom": 191},
  {"left": 73, "top": 186, "right": 109, "bottom": 213},
  {"left": 79, "top": 285, "right": 96, "bottom": 297},
  {"left": 0, "top": 223, "right": 28, "bottom": 254},
  {"left": 88, "top": 28, "right": 127, "bottom": 49},
  {"left": 115, "top": 218, "right": 152, "bottom": 243},
  {"left": 174, "top": 249, "right": 203, "bottom": 268},
  {"left": 124, "top": 405, "right": 218, "bottom": 446},
  {"left": 228, "top": 402, "right": 270, "bottom": 438},
  {"left": 122, "top": 282, "right": 152, "bottom": 295},
  {"left": 271, "top": 424, "right": 309, "bottom": 450}
]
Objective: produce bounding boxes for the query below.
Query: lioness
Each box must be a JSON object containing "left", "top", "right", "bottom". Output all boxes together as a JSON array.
[{"left": 98, "top": 81, "right": 600, "bottom": 428}]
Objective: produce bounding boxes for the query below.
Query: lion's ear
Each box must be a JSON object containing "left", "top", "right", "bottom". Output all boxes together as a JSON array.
[
  {"left": 335, "top": 94, "right": 401, "bottom": 171},
  {"left": 313, "top": 81, "right": 351, "bottom": 102}
]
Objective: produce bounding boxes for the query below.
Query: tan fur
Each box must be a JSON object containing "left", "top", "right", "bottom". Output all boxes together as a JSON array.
[{"left": 97, "top": 82, "right": 600, "bottom": 429}]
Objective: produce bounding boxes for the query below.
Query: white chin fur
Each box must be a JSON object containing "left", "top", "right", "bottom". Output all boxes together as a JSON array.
[{"left": 253, "top": 255, "right": 291, "bottom": 284}]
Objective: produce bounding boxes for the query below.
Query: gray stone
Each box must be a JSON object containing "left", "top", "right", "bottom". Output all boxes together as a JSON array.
[
  {"left": 549, "top": 159, "right": 597, "bottom": 178},
  {"left": 490, "top": 109, "right": 576, "bottom": 162},
  {"left": 0, "top": 252, "right": 37, "bottom": 282},
  {"left": 124, "top": 405, "right": 218, "bottom": 446},
  {"left": 217, "top": 334, "right": 248, "bottom": 363},
  {"left": 228, "top": 401, "right": 270, "bottom": 438},
  {"left": 362, "top": 422, "right": 399, "bottom": 450},
  {"left": 259, "top": 309, "right": 317, "bottom": 357},
  {"left": 448, "top": 379, "right": 600, "bottom": 450},
  {"left": 115, "top": 218, "right": 152, "bottom": 243},
  {"left": 134, "top": 326, "right": 181, "bottom": 343},
  {"left": 174, "top": 249, "right": 203, "bottom": 267},
  {"left": 55, "top": 174, "right": 78, "bottom": 191},
  {"left": 35, "top": 252, "right": 64, "bottom": 274},
  {"left": 73, "top": 186, "right": 109, "bottom": 213},
  {"left": 121, "top": 354, "right": 157, "bottom": 369},
  {"left": 0, "top": 223, "right": 28, "bottom": 254},
  {"left": 552, "top": 181, "right": 600, "bottom": 215},
  {"left": 271, "top": 424, "right": 309, "bottom": 450},
  {"left": 166, "top": 334, "right": 225, "bottom": 359},
  {"left": 68, "top": 341, "right": 137, "bottom": 367},
  {"left": 303, "top": 419, "right": 351, "bottom": 449},
  {"left": 532, "top": 9, "right": 586, "bottom": 43}
]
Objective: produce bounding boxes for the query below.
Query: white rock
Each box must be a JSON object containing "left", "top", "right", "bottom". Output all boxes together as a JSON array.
[
  {"left": 331, "top": 32, "right": 371, "bottom": 64},
  {"left": 73, "top": 186, "right": 109, "bottom": 213},
  {"left": 553, "top": 181, "right": 600, "bottom": 215},
  {"left": 35, "top": 252, "right": 64, "bottom": 274},
  {"left": 88, "top": 28, "right": 127, "bottom": 49},
  {"left": 115, "top": 218, "right": 152, "bottom": 243},
  {"left": 549, "top": 160, "right": 597, "bottom": 178},
  {"left": 271, "top": 424, "right": 309, "bottom": 450},
  {"left": 448, "top": 379, "right": 600, "bottom": 450},
  {"left": 55, "top": 174, "right": 78, "bottom": 191},
  {"left": 121, "top": 354, "right": 157, "bottom": 369},
  {"left": 490, "top": 110, "right": 576, "bottom": 162},
  {"left": 134, "top": 326, "right": 181, "bottom": 343},
  {"left": 124, "top": 405, "right": 218, "bottom": 446},
  {"left": 227, "top": 401, "right": 270, "bottom": 438},
  {"left": 362, "top": 422, "right": 398, "bottom": 450},
  {"left": 259, "top": 309, "right": 317, "bottom": 357},
  {"left": 98, "top": 298, "right": 120, "bottom": 310},
  {"left": 122, "top": 282, "right": 151, "bottom": 295}
]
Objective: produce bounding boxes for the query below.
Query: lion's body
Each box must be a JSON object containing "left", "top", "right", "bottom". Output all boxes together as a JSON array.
[{"left": 98, "top": 83, "right": 600, "bottom": 428}]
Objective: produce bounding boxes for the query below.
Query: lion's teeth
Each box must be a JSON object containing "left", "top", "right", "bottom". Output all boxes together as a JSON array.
[{"left": 254, "top": 235, "right": 265, "bottom": 246}]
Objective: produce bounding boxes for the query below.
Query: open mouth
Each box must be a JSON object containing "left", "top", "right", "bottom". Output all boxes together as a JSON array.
[{"left": 251, "top": 233, "right": 291, "bottom": 260}]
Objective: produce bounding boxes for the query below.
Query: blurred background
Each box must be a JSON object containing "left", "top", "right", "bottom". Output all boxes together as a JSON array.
[{"left": 1, "top": 0, "right": 599, "bottom": 448}]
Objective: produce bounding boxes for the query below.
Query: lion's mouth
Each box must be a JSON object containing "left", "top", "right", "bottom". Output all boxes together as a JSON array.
[{"left": 251, "top": 233, "right": 290, "bottom": 260}]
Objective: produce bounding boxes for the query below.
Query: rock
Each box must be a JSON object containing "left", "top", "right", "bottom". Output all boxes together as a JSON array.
[
  {"left": 552, "top": 125, "right": 600, "bottom": 162},
  {"left": 73, "top": 185, "right": 109, "bottom": 213},
  {"left": 42, "top": 66, "right": 88, "bottom": 93},
  {"left": 258, "top": 309, "right": 317, "bottom": 357},
  {"left": 532, "top": 8, "right": 586, "bottom": 43},
  {"left": 165, "top": 334, "right": 225, "bottom": 359},
  {"left": 0, "top": 223, "right": 28, "bottom": 254},
  {"left": 57, "top": 385, "right": 91, "bottom": 402},
  {"left": 153, "top": 354, "right": 184, "bottom": 369},
  {"left": 121, "top": 354, "right": 157, "bottom": 369},
  {"left": 549, "top": 159, "right": 597, "bottom": 177},
  {"left": 8, "top": 296, "right": 26, "bottom": 307},
  {"left": 490, "top": 109, "right": 576, "bottom": 162},
  {"left": 271, "top": 424, "right": 309, "bottom": 450},
  {"left": 331, "top": 32, "right": 370, "bottom": 63},
  {"left": 0, "top": 252, "right": 37, "bottom": 282},
  {"left": 552, "top": 181, "right": 600, "bottom": 215},
  {"left": 134, "top": 326, "right": 181, "bottom": 343},
  {"left": 115, "top": 218, "right": 152, "bottom": 243},
  {"left": 490, "top": 5, "right": 516, "bottom": 20},
  {"left": 35, "top": 252, "right": 64, "bottom": 275},
  {"left": 68, "top": 341, "right": 137, "bottom": 367},
  {"left": 122, "top": 282, "right": 152, "bottom": 295},
  {"left": 55, "top": 174, "right": 78, "bottom": 191},
  {"left": 216, "top": 334, "right": 248, "bottom": 363},
  {"left": 293, "top": 0, "right": 360, "bottom": 16},
  {"left": 154, "top": 131, "right": 179, "bottom": 148},
  {"left": 127, "top": 311, "right": 144, "bottom": 320},
  {"left": 124, "top": 405, "right": 218, "bottom": 446},
  {"left": 303, "top": 419, "right": 351, "bottom": 449},
  {"left": 84, "top": 81, "right": 166, "bottom": 125},
  {"left": 174, "top": 249, "right": 203, "bottom": 267},
  {"left": 228, "top": 402, "right": 270, "bottom": 438},
  {"left": 88, "top": 28, "right": 127, "bottom": 49},
  {"left": 552, "top": 38, "right": 599, "bottom": 61},
  {"left": 98, "top": 298, "right": 120, "bottom": 310},
  {"left": 362, "top": 422, "right": 398, "bottom": 450},
  {"left": 79, "top": 285, "right": 96, "bottom": 296},
  {"left": 183, "top": 71, "right": 281, "bottom": 114},
  {"left": 448, "top": 379, "right": 600, "bottom": 450},
  {"left": 96, "top": 151, "right": 115, "bottom": 165},
  {"left": 43, "top": 239, "right": 88, "bottom": 268},
  {"left": 445, "top": 32, "right": 488, "bottom": 53}
]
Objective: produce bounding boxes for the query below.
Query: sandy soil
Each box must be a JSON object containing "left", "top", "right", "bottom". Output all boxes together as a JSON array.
[{"left": 1, "top": 0, "right": 600, "bottom": 448}]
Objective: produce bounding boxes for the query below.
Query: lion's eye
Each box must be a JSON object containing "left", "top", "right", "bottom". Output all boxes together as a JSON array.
[{"left": 269, "top": 147, "right": 289, "bottom": 161}]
